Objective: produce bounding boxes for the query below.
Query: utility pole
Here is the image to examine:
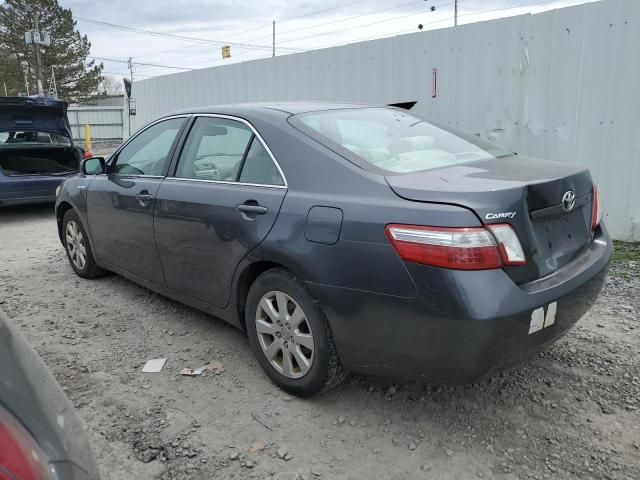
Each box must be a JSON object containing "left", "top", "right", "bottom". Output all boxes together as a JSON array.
[
  {"left": 272, "top": 20, "right": 276, "bottom": 57},
  {"left": 34, "top": 13, "right": 43, "bottom": 95},
  {"left": 25, "top": 12, "right": 50, "bottom": 96},
  {"left": 127, "top": 57, "right": 133, "bottom": 136},
  {"left": 454, "top": 0, "right": 458, "bottom": 26},
  {"left": 127, "top": 57, "right": 133, "bottom": 84},
  {"left": 3, "top": 81, "right": 7, "bottom": 96}
]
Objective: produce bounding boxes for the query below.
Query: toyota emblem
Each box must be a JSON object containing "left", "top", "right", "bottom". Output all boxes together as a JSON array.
[{"left": 562, "top": 190, "right": 576, "bottom": 212}]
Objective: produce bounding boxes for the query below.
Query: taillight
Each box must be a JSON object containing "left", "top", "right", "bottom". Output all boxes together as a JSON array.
[
  {"left": 0, "top": 405, "right": 52, "bottom": 480},
  {"left": 591, "top": 184, "right": 602, "bottom": 231},
  {"left": 486, "top": 224, "right": 526, "bottom": 265},
  {"left": 385, "top": 224, "right": 526, "bottom": 270}
]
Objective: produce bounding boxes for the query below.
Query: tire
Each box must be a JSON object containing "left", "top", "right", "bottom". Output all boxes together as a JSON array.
[
  {"left": 62, "top": 209, "right": 106, "bottom": 279},
  {"left": 245, "top": 268, "right": 347, "bottom": 396}
]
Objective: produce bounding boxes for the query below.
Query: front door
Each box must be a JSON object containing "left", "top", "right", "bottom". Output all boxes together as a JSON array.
[
  {"left": 87, "top": 117, "right": 187, "bottom": 283},
  {"left": 154, "top": 115, "right": 287, "bottom": 307}
]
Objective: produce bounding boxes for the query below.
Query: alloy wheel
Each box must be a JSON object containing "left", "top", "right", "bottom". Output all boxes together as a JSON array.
[
  {"left": 255, "top": 290, "right": 314, "bottom": 378},
  {"left": 65, "top": 220, "right": 87, "bottom": 270}
]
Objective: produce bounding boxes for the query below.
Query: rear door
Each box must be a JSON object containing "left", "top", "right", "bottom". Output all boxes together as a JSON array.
[
  {"left": 154, "top": 115, "right": 287, "bottom": 308},
  {"left": 87, "top": 116, "right": 187, "bottom": 283}
]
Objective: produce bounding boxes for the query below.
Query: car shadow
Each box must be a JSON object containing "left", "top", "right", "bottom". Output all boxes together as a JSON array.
[{"left": 0, "top": 203, "right": 56, "bottom": 224}]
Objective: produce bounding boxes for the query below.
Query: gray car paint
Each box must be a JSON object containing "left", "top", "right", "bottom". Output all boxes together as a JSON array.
[
  {"left": 0, "top": 308, "right": 99, "bottom": 479},
  {"left": 55, "top": 102, "right": 612, "bottom": 381}
]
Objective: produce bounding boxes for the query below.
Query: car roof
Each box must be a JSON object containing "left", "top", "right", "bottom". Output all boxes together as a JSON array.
[{"left": 171, "top": 101, "right": 377, "bottom": 118}]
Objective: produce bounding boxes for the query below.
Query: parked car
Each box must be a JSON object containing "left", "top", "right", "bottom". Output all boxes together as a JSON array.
[
  {"left": 0, "top": 96, "right": 83, "bottom": 206},
  {"left": 0, "top": 308, "right": 99, "bottom": 479},
  {"left": 55, "top": 103, "right": 612, "bottom": 396}
]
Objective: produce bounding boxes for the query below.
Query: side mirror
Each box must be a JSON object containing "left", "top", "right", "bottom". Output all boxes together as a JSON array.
[{"left": 81, "top": 157, "right": 106, "bottom": 175}]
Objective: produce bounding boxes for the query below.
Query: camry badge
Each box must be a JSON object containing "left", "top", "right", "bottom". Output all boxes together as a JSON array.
[{"left": 562, "top": 190, "right": 576, "bottom": 212}]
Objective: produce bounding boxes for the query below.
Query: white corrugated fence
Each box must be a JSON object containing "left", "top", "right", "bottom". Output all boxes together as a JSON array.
[{"left": 68, "top": 105, "right": 124, "bottom": 141}]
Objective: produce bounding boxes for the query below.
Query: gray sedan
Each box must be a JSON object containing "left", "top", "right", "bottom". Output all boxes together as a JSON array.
[{"left": 55, "top": 103, "right": 612, "bottom": 396}]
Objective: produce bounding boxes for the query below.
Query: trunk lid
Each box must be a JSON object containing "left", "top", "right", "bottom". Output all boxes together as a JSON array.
[
  {"left": 0, "top": 96, "right": 72, "bottom": 139},
  {"left": 386, "top": 155, "right": 594, "bottom": 283}
]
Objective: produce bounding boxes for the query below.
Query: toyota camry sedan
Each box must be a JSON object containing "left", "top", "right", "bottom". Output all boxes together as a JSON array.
[{"left": 55, "top": 103, "right": 612, "bottom": 396}]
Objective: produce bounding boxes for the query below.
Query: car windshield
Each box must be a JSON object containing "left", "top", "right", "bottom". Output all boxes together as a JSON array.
[
  {"left": 0, "top": 130, "right": 71, "bottom": 146},
  {"left": 296, "top": 107, "right": 511, "bottom": 173}
]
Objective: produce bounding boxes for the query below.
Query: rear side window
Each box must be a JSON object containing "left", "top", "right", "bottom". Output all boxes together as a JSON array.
[
  {"left": 176, "top": 117, "right": 252, "bottom": 181},
  {"left": 293, "top": 108, "right": 511, "bottom": 174},
  {"left": 239, "top": 138, "right": 284, "bottom": 186},
  {"left": 114, "top": 118, "right": 184, "bottom": 176}
]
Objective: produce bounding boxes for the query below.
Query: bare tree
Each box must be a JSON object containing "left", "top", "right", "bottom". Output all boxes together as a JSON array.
[{"left": 98, "top": 75, "right": 124, "bottom": 96}]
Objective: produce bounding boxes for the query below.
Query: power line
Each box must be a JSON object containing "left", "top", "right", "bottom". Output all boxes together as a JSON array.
[
  {"left": 222, "top": 0, "right": 374, "bottom": 40},
  {"left": 175, "top": 2, "right": 451, "bottom": 70},
  {"left": 75, "top": 16, "right": 302, "bottom": 53},
  {"left": 134, "top": 42, "right": 208, "bottom": 59},
  {"left": 276, "top": 0, "right": 453, "bottom": 46},
  {"left": 119, "top": 0, "right": 377, "bottom": 60},
  {"left": 90, "top": 56, "right": 193, "bottom": 71},
  {"left": 244, "top": 0, "right": 424, "bottom": 44},
  {"left": 129, "top": 0, "right": 413, "bottom": 62},
  {"left": 279, "top": 0, "right": 561, "bottom": 48},
  {"left": 318, "top": 0, "right": 564, "bottom": 50},
  {"left": 102, "top": 70, "right": 154, "bottom": 78},
  {"left": 457, "top": 0, "right": 562, "bottom": 20}
]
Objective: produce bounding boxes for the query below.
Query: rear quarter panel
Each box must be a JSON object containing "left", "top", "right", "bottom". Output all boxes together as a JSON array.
[{"left": 233, "top": 114, "right": 483, "bottom": 298}]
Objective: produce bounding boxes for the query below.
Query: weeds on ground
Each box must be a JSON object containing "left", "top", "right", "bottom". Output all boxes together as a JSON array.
[{"left": 609, "top": 240, "right": 640, "bottom": 278}]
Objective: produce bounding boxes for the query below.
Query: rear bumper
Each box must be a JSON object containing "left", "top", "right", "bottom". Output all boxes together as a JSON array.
[{"left": 308, "top": 226, "right": 612, "bottom": 383}]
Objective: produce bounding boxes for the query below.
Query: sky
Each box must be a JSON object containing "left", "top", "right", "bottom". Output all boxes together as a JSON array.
[{"left": 60, "top": 0, "right": 601, "bottom": 81}]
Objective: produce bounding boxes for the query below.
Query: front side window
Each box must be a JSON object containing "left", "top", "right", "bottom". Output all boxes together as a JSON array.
[
  {"left": 114, "top": 118, "right": 184, "bottom": 176},
  {"left": 294, "top": 108, "right": 511, "bottom": 174}
]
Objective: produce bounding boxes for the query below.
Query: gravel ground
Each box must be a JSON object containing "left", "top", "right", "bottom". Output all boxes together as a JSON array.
[
  {"left": 90, "top": 141, "right": 122, "bottom": 158},
  {"left": 0, "top": 204, "right": 638, "bottom": 480}
]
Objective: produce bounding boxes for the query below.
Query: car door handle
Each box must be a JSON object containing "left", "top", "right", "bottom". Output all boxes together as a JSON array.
[
  {"left": 236, "top": 204, "right": 268, "bottom": 215},
  {"left": 136, "top": 193, "right": 154, "bottom": 202}
]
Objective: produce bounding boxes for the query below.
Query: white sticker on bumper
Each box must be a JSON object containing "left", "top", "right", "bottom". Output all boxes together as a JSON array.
[
  {"left": 544, "top": 302, "right": 557, "bottom": 327},
  {"left": 528, "top": 302, "right": 558, "bottom": 335}
]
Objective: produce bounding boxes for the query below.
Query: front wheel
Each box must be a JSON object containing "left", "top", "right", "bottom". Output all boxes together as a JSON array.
[
  {"left": 62, "top": 210, "right": 105, "bottom": 279},
  {"left": 245, "top": 269, "right": 347, "bottom": 396}
]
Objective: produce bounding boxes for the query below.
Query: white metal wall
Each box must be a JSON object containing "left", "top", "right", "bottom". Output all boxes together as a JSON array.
[
  {"left": 130, "top": 0, "right": 639, "bottom": 240},
  {"left": 68, "top": 106, "right": 124, "bottom": 141}
]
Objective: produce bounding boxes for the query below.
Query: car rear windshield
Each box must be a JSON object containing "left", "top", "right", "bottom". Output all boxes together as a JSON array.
[
  {"left": 294, "top": 108, "right": 511, "bottom": 174},
  {"left": 0, "top": 130, "right": 71, "bottom": 146}
]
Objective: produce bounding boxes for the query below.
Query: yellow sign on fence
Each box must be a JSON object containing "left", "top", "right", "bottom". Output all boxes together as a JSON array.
[{"left": 222, "top": 46, "right": 231, "bottom": 59}]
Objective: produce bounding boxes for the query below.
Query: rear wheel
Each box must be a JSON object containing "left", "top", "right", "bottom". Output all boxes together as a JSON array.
[
  {"left": 62, "top": 209, "right": 105, "bottom": 279},
  {"left": 245, "top": 269, "right": 347, "bottom": 396}
]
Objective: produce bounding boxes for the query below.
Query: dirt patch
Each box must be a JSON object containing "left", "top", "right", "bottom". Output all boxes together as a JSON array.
[{"left": 1, "top": 204, "right": 638, "bottom": 480}]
